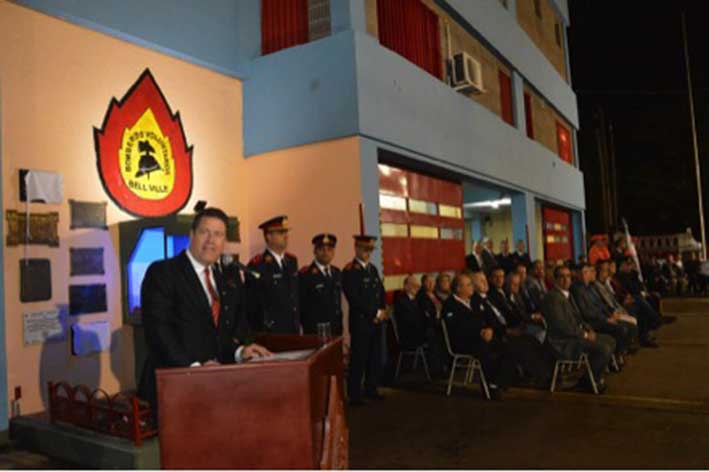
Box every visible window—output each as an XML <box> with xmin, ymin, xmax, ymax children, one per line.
<box><xmin>261</xmin><ymin>0</ymin><xmax>309</xmax><ymax>55</ymax></box>
<box><xmin>440</xmin><ymin>228</ymin><xmax>464</xmax><ymax>240</ymax></box>
<box><xmin>377</xmin><ymin>0</ymin><xmax>442</xmax><ymax>78</ymax></box>
<box><xmin>439</xmin><ymin>204</ymin><xmax>462</xmax><ymax>219</ymax></box>
<box><xmin>409</xmin><ymin>198</ymin><xmax>438</xmax><ymax>215</ymax></box>
<box><xmin>533</xmin><ymin>0</ymin><xmax>542</xmax><ymax>19</ymax></box>
<box><xmin>556</xmin><ymin>121</ymin><xmax>572</xmax><ymax>163</ymax></box>
<box><xmin>380</xmin><ymin>194</ymin><xmax>407</xmax><ymax>211</ymax></box>
<box><xmin>410</xmin><ymin>225</ymin><xmax>439</xmax><ymax>239</ymax></box>
<box><xmin>523</xmin><ymin>92</ymin><xmax>534</xmax><ymax>139</ymax></box>
<box><xmin>308</xmin><ymin>0</ymin><xmax>331</xmax><ymax>42</ymax></box>
<box><xmin>381</xmin><ymin>223</ymin><xmax>408</xmax><ymax>237</ymax></box>
<box><xmin>554</xmin><ymin>22</ymin><xmax>562</xmax><ymax>47</ymax></box>
<box><xmin>498</xmin><ymin>70</ymin><xmax>514</xmax><ymax>126</ymax></box>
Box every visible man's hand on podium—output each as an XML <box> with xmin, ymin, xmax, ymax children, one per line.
<box><xmin>242</xmin><ymin>343</ymin><xmax>272</xmax><ymax>361</ymax></box>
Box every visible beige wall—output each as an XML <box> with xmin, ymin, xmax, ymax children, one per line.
<box><xmin>482</xmin><ymin>209</ymin><xmax>514</xmax><ymax>253</ymax></box>
<box><xmin>516</xmin><ymin>0</ymin><xmax>568</xmax><ymax>81</ymax></box>
<box><xmin>0</xmin><ymin>1</ymin><xmax>251</xmax><ymax>414</ymax></box>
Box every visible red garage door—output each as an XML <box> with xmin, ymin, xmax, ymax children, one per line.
<box><xmin>543</xmin><ymin>207</ymin><xmax>573</xmax><ymax>264</ymax></box>
<box><xmin>379</xmin><ymin>164</ymin><xmax>465</xmax><ymax>302</ymax></box>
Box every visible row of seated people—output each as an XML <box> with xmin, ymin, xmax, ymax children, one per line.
<box><xmin>393</xmin><ymin>256</ymin><xmax>674</xmax><ymax>400</ymax></box>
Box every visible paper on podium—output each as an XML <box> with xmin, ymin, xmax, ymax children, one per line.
<box><xmin>248</xmin><ymin>348</ymin><xmax>316</xmax><ymax>363</ymax></box>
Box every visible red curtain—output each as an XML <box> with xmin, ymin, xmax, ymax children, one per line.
<box><xmin>261</xmin><ymin>0</ymin><xmax>309</xmax><ymax>55</ymax></box>
<box><xmin>377</xmin><ymin>0</ymin><xmax>442</xmax><ymax>78</ymax></box>
<box><xmin>499</xmin><ymin>70</ymin><xmax>514</xmax><ymax>125</ymax></box>
<box><xmin>556</xmin><ymin>121</ymin><xmax>572</xmax><ymax>163</ymax></box>
<box><xmin>524</xmin><ymin>92</ymin><xmax>534</xmax><ymax>138</ymax></box>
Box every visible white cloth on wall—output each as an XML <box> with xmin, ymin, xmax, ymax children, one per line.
<box><xmin>25</xmin><ymin>170</ymin><xmax>63</xmax><ymax>203</ymax></box>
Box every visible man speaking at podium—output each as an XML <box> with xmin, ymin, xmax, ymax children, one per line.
<box><xmin>138</xmin><ymin>207</ymin><xmax>271</xmax><ymax>411</ymax></box>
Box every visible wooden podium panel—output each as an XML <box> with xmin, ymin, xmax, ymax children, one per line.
<box><xmin>156</xmin><ymin>335</ymin><xmax>347</xmax><ymax>469</ymax></box>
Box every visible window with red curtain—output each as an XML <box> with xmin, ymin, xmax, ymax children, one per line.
<box><xmin>261</xmin><ymin>0</ymin><xmax>309</xmax><ymax>55</ymax></box>
<box><xmin>524</xmin><ymin>92</ymin><xmax>534</xmax><ymax>138</ymax></box>
<box><xmin>556</xmin><ymin>121</ymin><xmax>572</xmax><ymax>163</ymax></box>
<box><xmin>499</xmin><ymin>70</ymin><xmax>514</xmax><ymax>126</ymax></box>
<box><xmin>377</xmin><ymin>0</ymin><xmax>442</xmax><ymax>78</ymax></box>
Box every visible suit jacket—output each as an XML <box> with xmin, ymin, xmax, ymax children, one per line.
<box><xmin>442</xmin><ymin>295</ymin><xmax>485</xmax><ymax>355</ymax></box>
<box><xmin>465</xmin><ymin>253</ymin><xmax>483</xmax><ymax>272</ymax></box>
<box><xmin>472</xmin><ymin>292</ymin><xmax>510</xmax><ymax>342</ymax></box>
<box><xmin>487</xmin><ymin>288</ymin><xmax>525</xmax><ymax>328</ymax></box>
<box><xmin>245</xmin><ymin>250</ymin><xmax>300</xmax><ymax>333</ymax></box>
<box><xmin>298</xmin><ymin>262</ymin><xmax>343</xmax><ymax>335</ymax></box>
<box><xmin>541</xmin><ymin>287</ymin><xmax>591</xmax><ymax>360</ymax></box>
<box><xmin>416</xmin><ymin>290</ymin><xmax>441</xmax><ymax>320</ymax></box>
<box><xmin>496</xmin><ymin>253</ymin><xmax>514</xmax><ymax>274</ymax></box>
<box><xmin>393</xmin><ymin>291</ymin><xmax>427</xmax><ymax>349</ymax></box>
<box><xmin>342</xmin><ymin>259</ymin><xmax>386</xmax><ymax>329</ymax></box>
<box><xmin>482</xmin><ymin>249</ymin><xmax>498</xmax><ymax>274</ymax></box>
<box><xmin>519</xmin><ymin>281</ymin><xmax>539</xmax><ymax>313</ymax></box>
<box><xmin>570</xmin><ymin>281</ymin><xmax>610</xmax><ymax>330</ymax></box>
<box><xmin>511</xmin><ymin>251</ymin><xmax>531</xmax><ymax>270</ymax></box>
<box><xmin>138</xmin><ymin>250</ymin><xmax>247</xmax><ymax>408</ymax></box>
<box><xmin>525</xmin><ymin>276</ymin><xmax>548</xmax><ymax>311</ymax></box>
<box><xmin>593</xmin><ymin>281</ymin><xmax>624</xmax><ymax>313</ymax></box>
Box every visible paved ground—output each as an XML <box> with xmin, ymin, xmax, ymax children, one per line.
<box><xmin>349</xmin><ymin>306</ymin><xmax>709</xmax><ymax>469</ymax></box>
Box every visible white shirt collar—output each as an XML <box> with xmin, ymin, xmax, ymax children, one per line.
<box><xmin>355</xmin><ymin>258</ymin><xmax>369</xmax><ymax>268</ymax></box>
<box><xmin>186</xmin><ymin>248</ymin><xmax>209</xmax><ymax>275</ymax></box>
<box><xmin>479</xmin><ymin>292</ymin><xmax>488</xmax><ymax>299</ymax></box>
<box><xmin>267</xmin><ymin>248</ymin><xmax>285</xmax><ymax>266</ymax></box>
<box><xmin>314</xmin><ymin>259</ymin><xmax>330</xmax><ymax>275</ymax></box>
<box><xmin>560</xmin><ymin>288</ymin><xmax>570</xmax><ymax>299</ymax></box>
<box><xmin>453</xmin><ymin>294</ymin><xmax>471</xmax><ymax>309</ymax></box>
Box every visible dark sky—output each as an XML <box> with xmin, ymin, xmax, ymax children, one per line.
<box><xmin>569</xmin><ymin>0</ymin><xmax>709</xmax><ymax>237</ymax></box>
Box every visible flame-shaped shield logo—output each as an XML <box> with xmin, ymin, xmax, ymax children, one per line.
<box><xmin>94</xmin><ymin>69</ymin><xmax>193</xmax><ymax>217</ymax></box>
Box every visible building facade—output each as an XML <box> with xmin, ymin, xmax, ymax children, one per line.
<box><xmin>0</xmin><ymin>0</ymin><xmax>583</xmax><ymax>432</ymax></box>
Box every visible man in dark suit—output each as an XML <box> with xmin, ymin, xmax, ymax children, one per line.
<box><xmin>246</xmin><ymin>216</ymin><xmax>300</xmax><ymax>333</ymax></box>
<box><xmin>393</xmin><ymin>275</ymin><xmax>428</xmax><ymax>349</ymax></box>
<box><xmin>525</xmin><ymin>260</ymin><xmax>548</xmax><ymax>310</ymax></box>
<box><xmin>542</xmin><ymin>266</ymin><xmax>615</xmax><ymax>393</ymax></box>
<box><xmin>510</xmin><ymin>239</ymin><xmax>531</xmax><ymax>270</ymax></box>
<box><xmin>343</xmin><ymin>234</ymin><xmax>387</xmax><ymax>406</ymax></box>
<box><xmin>298</xmin><ymin>233</ymin><xmax>343</xmax><ymax>335</ymax></box>
<box><xmin>465</xmin><ymin>241</ymin><xmax>485</xmax><ymax>273</ymax></box>
<box><xmin>139</xmin><ymin>207</ymin><xmax>271</xmax><ymax>412</ymax></box>
<box><xmin>496</xmin><ymin>239</ymin><xmax>514</xmax><ymax>274</ymax></box>
<box><xmin>481</xmin><ymin>238</ymin><xmax>499</xmax><ymax>275</ymax></box>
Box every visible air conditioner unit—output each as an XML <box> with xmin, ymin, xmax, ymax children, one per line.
<box><xmin>451</xmin><ymin>52</ymin><xmax>484</xmax><ymax>94</ymax></box>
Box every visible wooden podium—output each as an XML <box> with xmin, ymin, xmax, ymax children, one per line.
<box><xmin>155</xmin><ymin>335</ymin><xmax>348</xmax><ymax>469</ymax></box>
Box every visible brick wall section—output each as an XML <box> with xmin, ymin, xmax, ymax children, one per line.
<box><xmin>516</xmin><ymin>0</ymin><xmax>568</xmax><ymax>81</ymax></box>
<box><xmin>524</xmin><ymin>84</ymin><xmax>573</xmax><ymax>161</ymax></box>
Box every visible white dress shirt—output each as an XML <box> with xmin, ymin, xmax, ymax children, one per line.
<box><xmin>267</xmin><ymin>248</ymin><xmax>285</xmax><ymax>269</ymax></box>
<box><xmin>314</xmin><ymin>260</ymin><xmax>331</xmax><ymax>277</ymax></box>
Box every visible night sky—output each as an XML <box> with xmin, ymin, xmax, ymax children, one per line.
<box><xmin>569</xmin><ymin>1</ymin><xmax>709</xmax><ymax>238</ymax></box>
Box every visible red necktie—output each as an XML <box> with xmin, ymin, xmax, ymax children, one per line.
<box><xmin>204</xmin><ymin>268</ymin><xmax>220</xmax><ymax>327</ymax></box>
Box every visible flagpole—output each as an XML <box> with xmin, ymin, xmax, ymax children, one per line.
<box><xmin>681</xmin><ymin>12</ymin><xmax>707</xmax><ymax>260</ymax></box>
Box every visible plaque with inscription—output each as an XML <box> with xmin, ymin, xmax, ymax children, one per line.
<box><xmin>69</xmin><ymin>284</ymin><xmax>107</xmax><ymax>315</ymax></box>
<box><xmin>23</xmin><ymin>309</ymin><xmax>66</xmax><ymax>345</ymax></box>
<box><xmin>69</xmin><ymin>200</ymin><xmax>107</xmax><ymax>230</ymax></box>
<box><xmin>70</xmin><ymin>247</ymin><xmax>105</xmax><ymax>276</ymax></box>
<box><xmin>6</xmin><ymin>211</ymin><xmax>59</xmax><ymax>247</ymax></box>
<box><xmin>71</xmin><ymin>321</ymin><xmax>110</xmax><ymax>356</ymax></box>
<box><xmin>20</xmin><ymin>259</ymin><xmax>52</xmax><ymax>302</ymax></box>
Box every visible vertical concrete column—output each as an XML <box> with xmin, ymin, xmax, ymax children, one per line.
<box><xmin>358</xmin><ymin>138</ymin><xmax>382</xmax><ymax>271</ymax></box>
<box><xmin>511</xmin><ymin>191</ymin><xmax>538</xmax><ymax>259</ymax></box>
<box><xmin>511</xmin><ymin>70</ymin><xmax>527</xmax><ymax>135</ymax></box>
<box><xmin>471</xmin><ymin>214</ymin><xmax>483</xmax><ymax>243</ymax></box>
<box><xmin>330</xmin><ymin>0</ymin><xmax>368</xmax><ymax>34</ymax></box>
<box><xmin>572</xmin><ymin>210</ymin><xmax>586</xmax><ymax>262</ymax></box>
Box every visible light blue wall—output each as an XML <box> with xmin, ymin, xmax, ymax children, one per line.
<box><xmin>0</xmin><ymin>81</ymin><xmax>8</xmax><ymax>433</ymax></box>
<box><xmin>572</xmin><ymin>210</ymin><xmax>586</xmax><ymax>261</ymax></box>
<box><xmin>243</xmin><ymin>31</ymin><xmax>359</xmax><ymax>157</ymax></box>
<box><xmin>354</xmin><ymin>32</ymin><xmax>585</xmax><ymax>210</ymax></box>
<box><xmin>511</xmin><ymin>192</ymin><xmax>538</xmax><ymax>258</ymax></box>
<box><xmin>440</xmin><ymin>0</ymin><xmax>578</xmax><ymax>127</ymax></box>
<box><xmin>14</xmin><ymin>0</ymin><xmax>259</xmax><ymax>77</ymax></box>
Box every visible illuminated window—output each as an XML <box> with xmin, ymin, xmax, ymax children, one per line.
<box><xmin>440</xmin><ymin>228</ymin><xmax>463</xmax><ymax>240</ymax></box>
<box><xmin>439</xmin><ymin>204</ymin><xmax>462</xmax><ymax>219</ymax></box>
<box><xmin>409</xmin><ymin>198</ymin><xmax>437</xmax><ymax>215</ymax></box>
<box><xmin>410</xmin><ymin>225</ymin><xmax>439</xmax><ymax>239</ymax></box>
<box><xmin>379</xmin><ymin>194</ymin><xmax>407</xmax><ymax>211</ymax></box>
<box><xmin>381</xmin><ymin>223</ymin><xmax>408</xmax><ymax>237</ymax></box>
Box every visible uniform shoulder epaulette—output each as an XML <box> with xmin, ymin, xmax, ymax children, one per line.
<box><xmin>285</xmin><ymin>252</ymin><xmax>298</xmax><ymax>261</ymax></box>
<box><xmin>298</xmin><ymin>265</ymin><xmax>310</xmax><ymax>274</ymax></box>
<box><xmin>248</xmin><ymin>254</ymin><xmax>263</xmax><ymax>266</ymax></box>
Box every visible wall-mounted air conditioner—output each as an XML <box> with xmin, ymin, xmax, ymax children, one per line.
<box><xmin>451</xmin><ymin>52</ymin><xmax>484</xmax><ymax>94</ymax></box>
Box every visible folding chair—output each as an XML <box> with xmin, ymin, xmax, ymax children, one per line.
<box><xmin>390</xmin><ymin>312</ymin><xmax>431</xmax><ymax>381</ymax></box>
<box><xmin>441</xmin><ymin>319</ymin><xmax>490</xmax><ymax>399</ymax></box>
<box><xmin>549</xmin><ymin>352</ymin><xmax>599</xmax><ymax>394</ymax></box>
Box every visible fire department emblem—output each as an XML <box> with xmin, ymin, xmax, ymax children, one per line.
<box><xmin>94</xmin><ymin>69</ymin><xmax>193</xmax><ymax>217</ymax></box>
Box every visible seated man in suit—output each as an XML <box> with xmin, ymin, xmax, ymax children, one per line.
<box><xmin>139</xmin><ymin>207</ymin><xmax>271</xmax><ymax>413</ymax></box>
<box><xmin>570</xmin><ymin>263</ymin><xmax>635</xmax><ymax>365</ymax></box>
<box><xmin>542</xmin><ymin>266</ymin><xmax>616</xmax><ymax>393</ymax></box>
<box><xmin>506</xmin><ymin>271</ymin><xmax>547</xmax><ymax>345</ymax></box>
<box><xmin>442</xmin><ymin>273</ymin><xmax>513</xmax><ymax>399</ymax></box>
<box><xmin>472</xmin><ymin>271</ymin><xmax>550</xmax><ymax>389</ymax></box>
<box><xmin>434</xmin><ymin>273</ymin><xmax>452</xmax><ymax>303</ymax></box>
<box><xmin>613</xmin><ymin>258</ymin><xmax>663</xmax><ymax>347</ymax></box>
<box><xmin>525</xmin><ymin>260</ymin><xmax>548</xmax><ymax>310</ymax></box>
<box><xmin>393</xmin><ymin>275</ymin><xmax>428</xmax><ymax>349</ymax></box>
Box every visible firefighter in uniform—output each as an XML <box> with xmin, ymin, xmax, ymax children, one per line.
<box><xmin>342</xmin><ymin>234</ymin><xmax>387</xmax><ymax>406</ymax></box>
<box><xmin>298</xmin><ymin>233</ymin><xmax>343</xmax><ymax>335</ymax></box>
<box><xmin>245</xmin><ymin>216</ymin><xmax>300</xmax><ymax>333</ymax></box>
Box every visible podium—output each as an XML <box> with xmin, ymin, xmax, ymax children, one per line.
<box><xmin>155</xmin><ymin>335</ymin><xmax>348</xmax><ymax>469</ymax></box>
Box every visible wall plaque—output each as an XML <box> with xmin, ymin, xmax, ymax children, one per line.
<box><xmin>69</xmin><ymin>284</ymin><xmax>107</xmax><ymax>315</ymax></box>
<box><xmin>23</xmin><ymin>309</ymin><xmax>66</xmax><ymax>345</ymax></box>
<box><xmin>71</xmin><ymin>321</ymin><xmax>110</xmax><ymax>356</ymax></box>
<box><xmin>69</xmin><ymin>200</ymin><xmax>107</xmax><ymax>230</ymax></box>
<box><xmin>20</xmin><ymin>259</ymin><xmax>52</xmax><ymax>302</ymax></box>
<box><xmin>70</xmin><ymin>247</ymin><xmax>105</xmax><ymax>276</ymax></box>
<box><xmin>6</xmin><ymin>211</ymin><xmax>59</xmax><ymax>247</ymax></box>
